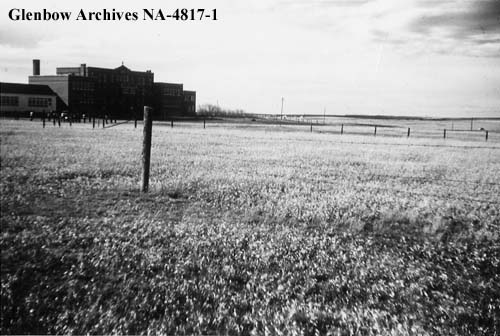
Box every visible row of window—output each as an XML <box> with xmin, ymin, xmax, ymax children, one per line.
<box><xmin>1</xmin><ymin>96</ymin><xmax>19</xmax><ymax>106</ymax></box>
<box><xmin>162</xmin><ymin>88</ymin><xmax>182</xmax><ymax>96</ymax></box>
<box><xmin>29</xmin><ymin>97</ymin><xmax>52</xmax><ymax>107</ymax></box>
<box><xmin>1</xmin><ymin>96</ymin><xmax>52</xmax><ymax>107</ymax></box>
<box><xmin>91</xmin><ymin>73</ymin><xmax>152</xmax><ymax>86</ymax></box>
<box><xmin>72</xmin><ymin>81</ymin><xmax>94</xmax><ymax>91</ymax></box>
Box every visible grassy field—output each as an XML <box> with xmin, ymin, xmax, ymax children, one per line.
<box><xmin>1</xmin><ymin>119</ymin><xmax>499</xmax><ymax>335</ymax></box>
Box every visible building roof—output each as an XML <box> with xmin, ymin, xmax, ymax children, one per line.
<box><xmin>155</xmin><ymin>82</ymin><xmax>183</xmax><ymax>88</ymax></box>
<box><xmin>87</xmin><ymin>65</ymin><xmax>153</xmax><ymax>75</ymax></box>
<box><xmin>0</xmin><ymin>82</ymin><xmax>56</xmax><ymax>96</ymax></box>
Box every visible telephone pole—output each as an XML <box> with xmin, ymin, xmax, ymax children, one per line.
<box><xmin>280</xmin><ymin>97</ymin><xmax>284</xmax><ymax>120</ymax></box>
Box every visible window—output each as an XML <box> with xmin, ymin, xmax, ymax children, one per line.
<box><xmin>28</xmin><ymin>97</ymin><xmax>51</xmax><ymax>107</ymax></box>
<box><xmin>0</xmin><ymin>96</ymin><xmax>19</xmax><ymax>106</ymax></box>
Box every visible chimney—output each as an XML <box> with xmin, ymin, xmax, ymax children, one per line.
<box><xmin>32</xmin><ymin>59</ymin><xmax>40</xmax><ymax>76</ymax></box>
<box><xmin>80</xmin><ymin>63</ymin><xmax>87</xmax><ymax>76</ymax></box>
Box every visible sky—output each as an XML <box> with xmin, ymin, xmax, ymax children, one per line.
<box><xmin>1</xmin><ymin>0</ymin><xmax>499</xmax><ymax>117</ymax></box>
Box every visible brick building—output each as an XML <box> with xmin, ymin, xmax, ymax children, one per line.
<box><xmin>55</xmin><ymin>64</ymin><xmax>154</xmax><ymax>119</ymax></box>
<box><xmin>19</xmin><ymin>59</ymin><xmax>195</xmax><ymax>120</ymax></box>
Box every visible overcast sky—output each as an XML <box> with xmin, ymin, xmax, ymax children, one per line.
<box><xmin>1</xmin><ymin>0</ymin><xmax>499</xmax><ymax>117</ymax></box>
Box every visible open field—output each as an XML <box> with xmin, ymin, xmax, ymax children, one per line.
<box><xmin>1</xmin><ymin>119</ymin><xmax>499</xmax><ymax>335</ymax></box>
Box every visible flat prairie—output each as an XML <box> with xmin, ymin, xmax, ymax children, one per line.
<box><xmin>1</xmin><ymin>119</ymin><xmax>499</xmax><ymax>335</ymax></box>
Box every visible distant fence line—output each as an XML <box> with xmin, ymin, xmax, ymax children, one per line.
<box><xmin>5</xmin><ymin>114</ymin><xmax>498</xmax><ymax>143</ymax></box>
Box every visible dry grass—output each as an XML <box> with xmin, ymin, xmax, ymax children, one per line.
<box><xmin>1</xmin><ymin>119</ymin><xmax>499</xmax><ymax>335</ymax></box>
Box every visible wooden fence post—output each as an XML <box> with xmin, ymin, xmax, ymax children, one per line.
<box><xmin>42</xmin><ymin>115</ymin><xmax>46</xmax><ymax>128</ymax></box>
<box><xmin>341</xmin><ymin>124</ymin><xmax>344</xmax><ymax>135</ymax></box>
<box><xmin>374</xmin><ymin>126</ymin><xmax>377</xmax><ymax>136</ymax></box>
<box><xmin>204</xmin><ymin>119</ymin><xmax>206</xmax><ymax>129</ymax></box>
<box><xmin>310</xmin><ymin>122</ymin><xmax>313</xmax><ymax>132</ymax></box>
<box><xmin>407</xmin><ymin>128</ymin><xmax>410</xmax><ymax>137</ymax></box>
<box><xmin>93</xmin><ymin>116</ymin><xmax>95</xmax><ymax>129</ymax></box>
<box><xmin>102</xmin><ymin>118</ymin><xmax>105</xmax><ymax>128</ymax></box>
<box><xmin>486</xmin><ymin>131</ymin><xmax>488</xmax><ymax>141</ymax></box>
<box><xmin>134</xmin><ymin>117</ymin><xmax>137</xmax><ymax>129</ymax></box>
<box><xmin>443</xmin><ymin>129</ymin><xmax>446</xmax><ymax>139</ymax></box>
<box><xmin>142</xmin><ymin>106</ymin><xmax>153</xmax><ymax>193</ymax></box>
<box><xmin>171</xmin><ymin>120</ymin><xmax>173</xmax><ymax>128</ymax></box>
<box><xmin>58</xmin><ymin>116</ymin><xmax>61</xmax><ymax>127</ymax></box>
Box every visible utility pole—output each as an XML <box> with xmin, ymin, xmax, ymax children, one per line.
<box><xmin>281</xmin><ymin>97</ymin><xmax>284</xmax><ymax>120</ymax></box>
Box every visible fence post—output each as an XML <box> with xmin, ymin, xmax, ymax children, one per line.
<box><xmin>310</xmin><ymin>122</ymin><xmax>313</xmax><ymax>133</ymax></box>
<box><xmin>69</xmin><ymin>117</ymin><xmax>72</xmax><ymax>127</ymax></box>
<box><xmin>42</xmin><ymin>115</ymin><xmax>46</xmax><ymax>128</ymax></box>
<box><xmin>58</xmin><ymin>116</ymin><xmax>61</xmax><ymax>127</ymax></box>
<box><xmin>374</xmin><ymin>126</ymin><xmax>377</xmax><ymax>136</ymax></box>
<box><xmin>443</xmin><ymin>129</ymin><xmax>446</xmax><ymax>139</ymax></box>
<box><xmin>486</xmin><ymin>131</ymin><xmax>488</xmax><ymax>141</ymax></box>
<box><xmin>102</xmin><ymin>118</ymin><xmax>105</xmax><ymax>128</ymax></box>
<box><xmin>142</xmin><ymin>106</ymin><xmax>153</xmax><ymax>193</ymax></box>
<box><xmin>204</xmin><ymin>119</ymin><xmax>206</xmax><ymax>129</ymax></box>
<box><xmin>407</xmin><ymin>128</ymin><xmax>410</xmax><ymax>137</ymax></box>
<box><xmin>134</xmin><ymin>117</ymin><xmax>137</xmax><ymax>129</ymax></box>
<box><xmin>341</xmin><ymin>124</ymin><xmax>344</xmax><ymax>135</ymax></box>
<box><xmin>93</xmin><ymin>116</ymin><xmax>95</xmax><ymax>129</ymax></box>
<box><xmin>53</xmin><ymin>116</ymin><xmax>56</xmax><ymax>126</ymax></box>
<box><xmin>171</xmin><ymin>120</ymin><xmax>173</xmax><ymax>128</ymax></box>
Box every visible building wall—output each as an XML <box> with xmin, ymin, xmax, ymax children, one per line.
<box><xmin>183</xmin><ymin>90</ymin><xmax>196</xmax><ymax>116</ymax></box>
<box><xmin>86</xmin><ymin>66</ymin><xmax>154</xmax><ymax>119</ymax></box>
<box><xmin>56</xmin><ymin>67</ymin><xmax>81</xmax><ymax>76</ymax></box>
<box><xmin>154</xmin><ymin>82</ymin><xmax>184</xmax><ymax>120</ymax></box>
<box><xmin>29</xmin><ymin>75</ymin><xmax>96</xmax><ymax>116</ymax></box>
<box><xmin>0</xmin><ymin>92</ymin><xmax>56</xmax><ymax>116</ymax></box>
<box><xmin>68</xmin><ymin>76</ymin><xmax>96</xmax><ymax>116</ymax></box>
<box><xmin>29</xmin><ymin>75</ymin><xmax>70</xmax><ymax>107</ymax></box>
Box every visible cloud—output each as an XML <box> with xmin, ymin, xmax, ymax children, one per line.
<box><xmin>410</xmin><ymin>1</ymin><xmax>500</xmax><ymax>34</ymax></box>
<box><xmin>286</xmin><ymin>0</ymin><xmax>374</xmax><ymax>7</ymax></box>
<box><xmin>408</xmin><ymin>0</ymin><xmax>500</xmax><ymax>50</ymax></box>
<box><xmin>0</xmin><ymin>28</ymin><xmax>43</xmax><ymax>49</ymax></box>
<box><xmin>276</xmin><ymin>0</ymin><xmax>373</xmax><ymax>7</ymax></box>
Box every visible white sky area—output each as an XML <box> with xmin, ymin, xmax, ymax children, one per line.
<box><xmin>1</xmin><ymin>0</ymin><xmax>499</xmax><ymax>117</ymax></box>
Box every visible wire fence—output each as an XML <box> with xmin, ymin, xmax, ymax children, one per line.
<box><xmin>14</xmin><ymin>114</ymin><xmax>500</xmax><ymax>141</ymax></box>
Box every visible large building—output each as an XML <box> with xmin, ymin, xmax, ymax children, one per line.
<box><xmin>29</xmin><ymin>61</ymin><xmax>153</xmax><ymax>119</ymax></box>
<box><xmin>0</xmin><ymin>82</ymin><xmax>57</xmax><ymax>118</ymax></box>
<box><xmin>26</xmin><ymin>59</ymin><xmax>195</xmax><ymax>120</ymax></box>
<box><xmin>55</xmin><ymin>63</ymin><xmax>154</xmax><ymax>119</ymax></box>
